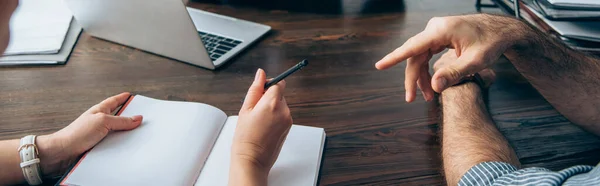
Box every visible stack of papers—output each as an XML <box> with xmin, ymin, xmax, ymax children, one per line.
<box><xmin>519</xmin><ymin>0</ymin><xmax>600</xmax><ymax>52</ymax></box>
<box><xmin>1</xmin><ymin>0</ymin><xmax>82</xmax><ymax>66</ymax></box>
<box><xmin>535</xmin><ymin>0</ymin><xmax>600</xmax><ymax>20</ymax></box>
<box><xmin>546</xmin><ymin>0</ymin><xmax>600</xmax><ymax>9</ymax></box>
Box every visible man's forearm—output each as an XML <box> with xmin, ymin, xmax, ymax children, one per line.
<box><xmin>441</xmin><ymin>83</ymin><xmax>520</xmax><ymax>185</ymax></box>
<box><xmin>504</xmin><ymin>22</ymin><xmax>600</xmax><ymax>135</ymax></box>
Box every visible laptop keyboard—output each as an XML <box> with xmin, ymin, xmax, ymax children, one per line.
<box><xmin>198</xmin><ymin>31</ymin><xmax>242</xmax><ymax>61</ymax></box>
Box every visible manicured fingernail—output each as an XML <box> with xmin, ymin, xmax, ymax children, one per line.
<box><xmin>131</xmin><ymin>115</ymin><xmax>142</xmax><ymax>122</ymax></box>
<box><xmin>254</xmin><ymin>69</ymin><xmax>262</xmax><ymax>81</ymax></box>
<box><xmin>436</xmin><ymin>78</ymin><xmax>447</xmax><ymax>91</ymax></box>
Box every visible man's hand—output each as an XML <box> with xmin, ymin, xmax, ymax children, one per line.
<box><xmin>375</xmin><ymin>14</ymin><xmax>528</xmax><ymax>102</ymax></box>
<box><xmin>38</xmin><ymin>93</ymin><xmax>143</xmax><ymax>176</ymax></box>
<box><xmin>434</xmin><ymin>49</ymin><xmax>496</xmax><ymax>89</ymax></box>
<box><xmin>230</xmin><ymin>69</ymin><xmax>293</xmax><ymax>186</ymax></box>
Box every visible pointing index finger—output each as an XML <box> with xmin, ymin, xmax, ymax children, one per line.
<box><xmin>375</xmin><ymin>31</ymin><xmax>438</xmax><ymax>70</ymax></box>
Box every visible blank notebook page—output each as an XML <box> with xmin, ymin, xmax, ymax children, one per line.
<box><xmin>195</xmin><ymin>116</ymin><xmax>326</xmax><ymax>186</ymax></box>
<box><xmin>62</xmin><ymin>95</ymin><xmax>228</xmax><ymax>186</ymax></box>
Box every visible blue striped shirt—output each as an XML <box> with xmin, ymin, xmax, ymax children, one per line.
<box><xmin>458</xmin><ymin>162</ymin><xmax>600</xmax><ymax>186</ymax></box>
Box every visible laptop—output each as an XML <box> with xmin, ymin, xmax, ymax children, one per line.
<box><xmin>63</xmin><ymin>0</ymin><xmax>271</xmax><ymax>70</ymax></box>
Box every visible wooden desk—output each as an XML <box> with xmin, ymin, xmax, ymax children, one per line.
<box><xmin>1</xmin><ymin>0</ymin><xmax>599</xmax><ymax>185</ymax></box>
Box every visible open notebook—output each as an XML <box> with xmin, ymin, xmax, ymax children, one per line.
<box><xmin>57</xmin><ymin>95</ymin><xmax>326</xmax><ymax>186</ymax></box>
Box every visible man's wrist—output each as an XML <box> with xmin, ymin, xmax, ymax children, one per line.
<box><xmin>441</xmin><ymin>82</ymin><xmax>482</xmax><ymax>103</ymax></box>
<box><xmin>503</xmin><ymin>18</ymin><xmax>543</xmax><ymax>59</ymax></box>
<box><xmin>441</xmin><ymin>82</ymin><xmax>489</xmax><ymax>125</ymax></box>
<box><xmin>475</xmin><ymin>14</ymin><xmax>534</xmax><ymax>56</ymax></box>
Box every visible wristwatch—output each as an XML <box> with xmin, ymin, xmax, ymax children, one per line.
<box><xmin>18</xmin><ymin>135</ymin><xmax>43</xmax><ymax>185</ymax></box>
<box><xmin>453</xmin><ymin>73</ymin><xmax>485</xmax><ymax>88</ymax></box>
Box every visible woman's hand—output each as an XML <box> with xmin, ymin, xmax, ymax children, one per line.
<box><xmin>38</xmin><ymin>92</ymin><xmax>143</xmax><ymax>176</ymax></box>
<box><xmin>229</xmin><ymin>69</ymin><xmax>293</xmax><ymax>186</ymax></box>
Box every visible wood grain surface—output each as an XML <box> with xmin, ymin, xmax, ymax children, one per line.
<box><xmin>1</xmin><ymin>0</ymin><xmax>599</xmax><ymax>185</ymax></box>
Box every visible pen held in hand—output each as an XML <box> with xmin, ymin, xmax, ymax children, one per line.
<box><xmin>242</xmin><ymin>59</ymin><xmax>309</xmax><ymax>103</ymax></box>
<box><xmin>264</xmin><ymin>59</ymin><xmax>308</xmax><ymax>89</ymax></box>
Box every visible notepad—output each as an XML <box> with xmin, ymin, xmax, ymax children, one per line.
<box><xmin>57</xmin><ymin>95</ymin><xmax>326</xmax><ymax>186</ymax></box>
<box><xmin>0</xmin><ymin>19</ymin><xmax>82</xmax><ymax>66</ymax></box>
<box><xmin>4</xmin><ymin>0</ymin><xmax>73</xmax><ymax>56</ymax></box>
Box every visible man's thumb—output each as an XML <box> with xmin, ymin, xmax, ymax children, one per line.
<box><xmin>104</xmin><ymin>115</ymin><xmax>143</xmax><ymax>131</ymax></box>
<box><xmin>431</xmin><ymin>58</ymin><xmax>483</xmax><ymax>93</ymax></box>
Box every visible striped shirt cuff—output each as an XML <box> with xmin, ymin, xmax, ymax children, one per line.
<box><xmin>458</xmin><ymin>162</ymin><xmax>518</xmax><ymax>186</ymax></box>
<box><xmin>458</xmin><ymin>161</ymin><xmax>596</xmax><ymax>186</ymax></box>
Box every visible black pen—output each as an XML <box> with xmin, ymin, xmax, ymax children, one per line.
<box><xmin>264</xmin><ymin>59</ymin><xmax>308</xmax><ymax>89</ymax></box>
<box><xmin>242</xmin><ymin>59</ymin><xmax>308</xmax><ymax>103</ymax></box>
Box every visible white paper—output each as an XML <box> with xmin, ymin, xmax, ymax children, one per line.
<box><xmin>526</xmin><ymin>4</ymin><xmax>600</xmax><ymax>42</ymax></box>
<box><xmin>63</xmin><ymin>95</ymin><xmax>228</xmax><ymax>186</ymax></box>
<box><xmin>547</xmin><ymin>0</ymin><xmax>600</xmax><ymax>6</ymax></box>
<box><xmin>0</xmin><ymin>60</ymin><xmax>57</xmax><ymax>65</ymax></box>
<box><xmin>0</xmin><ymin>19</ymin><xmax>83</xmax><ymax>65</ymax></box>
<box><xmin>4</xmin><ymin>0</ymin><xmax>73</xmax><ymax>55</ymax></box>
<box><xmin>195</xmin><ymin>116</ymin><xmax>326</xmax><ymax>186</ymax></box>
